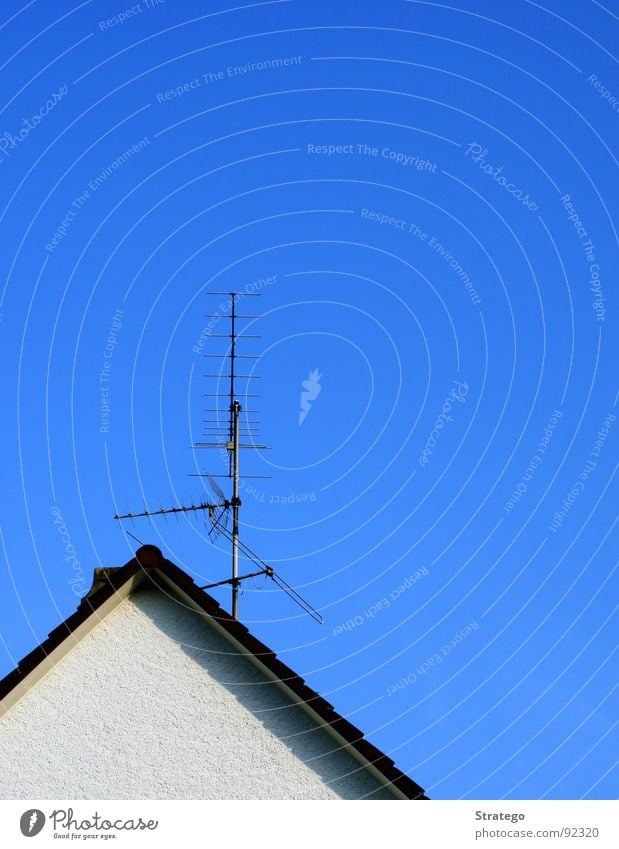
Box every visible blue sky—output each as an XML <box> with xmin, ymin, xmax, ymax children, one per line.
<box><xmin>0</xmin><ymin>0</ymin><xmax>617</xmax><ymax>800</ymax></box>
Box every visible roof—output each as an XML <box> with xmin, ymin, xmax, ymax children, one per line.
<box><xmin>0</xmin><ymin>545</ymin><xmax>428</xmax><ymax>800</ymax></box>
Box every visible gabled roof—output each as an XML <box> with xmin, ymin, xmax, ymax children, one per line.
<box><xmin>0</xmin><ymin>545</ymin><xmax>428</xmax><ymax>800</ymax></box>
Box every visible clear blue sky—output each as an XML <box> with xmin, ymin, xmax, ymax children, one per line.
<box><xmin>0</xmin><ymin>0</ymin><xmax>617</xmax><ymax>800</ymax></box>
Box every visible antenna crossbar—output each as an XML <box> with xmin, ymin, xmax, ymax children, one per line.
<box><xmin>197</xmin><ymin>473</ymin><xmax>272</xmax><ymax>479</ymax></box>
<box><xmin>206</xmin><ymin>291</ymin><xmax>261</xmax><ymax>296</ymax></box>
<box><xmin>193</xmin><ymin>443</ymin><xmax>269</xmax><ymax>449</ymax></box>
<box><xmin>199</xmin><ymin>567</ymin><xmax>273</xmax><ymax>591</ymax></box>
<box><xmin>114</xmin><ymin>499</ymin><xmax>228</xmax><ymax>522</ymax></box>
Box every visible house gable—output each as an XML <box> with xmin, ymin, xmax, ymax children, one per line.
<box><xmin>0</xmin><ymin>546</ymin><xmax>427</xmax><ymax>800</ymax></box>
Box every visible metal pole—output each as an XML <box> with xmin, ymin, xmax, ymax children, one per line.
<box><xmin>229</xmin><ymin>293</ymin><xmax>236</xmax><ymax>478</ymax></box>
<box><xmin>230</xmin><ymin>292</ymin><xmax>239</xmax><ymax>618</ymax></box>
<box><xmin>231</xmin><ymin>398</ymin><xmax>240</xmax><ymax>618</ymax></box>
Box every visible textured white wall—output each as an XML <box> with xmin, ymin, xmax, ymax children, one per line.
<box><xmin>0</xmin><ymin>586</ymin><xmax>394</xmax><ymax>800</ymax></box>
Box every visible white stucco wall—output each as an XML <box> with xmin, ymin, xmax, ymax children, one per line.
<box><xmin>0</xmin><ymin>586</ymin><xmax>394</xmax><ymax>800</ymax></box>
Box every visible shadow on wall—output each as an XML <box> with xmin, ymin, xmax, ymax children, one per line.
<box><xmin>133</xmin><ymin>584</ymin><xmax>394</xmax><ymax>800</ymax></box>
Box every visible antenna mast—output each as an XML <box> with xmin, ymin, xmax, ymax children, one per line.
<box><xmin>114</xmin><ymin>290</ymin><xmax>323</xmax><ymax>625</ymax></box>
<box><xmin>229</xmin><ymin>295</ymin><xmax>240</xmax><ymax>617</ymax></box>
<box><xmin>199</xmin><ymin>291</ymin><xmax>265</xmax><ymax>619</ymax></box>
<box><xmin>231</xmin><ymin>396</ymin><xmax>241</xmax><ymax>617</ymax></box>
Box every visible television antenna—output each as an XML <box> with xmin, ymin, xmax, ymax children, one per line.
<box><xmin>114</xmin><ymin>291</ymin><xmax>323</xmax><ymax>625</ymax></box>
